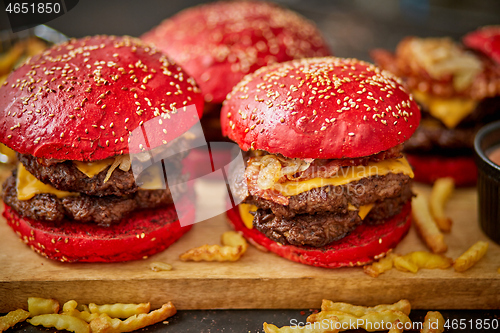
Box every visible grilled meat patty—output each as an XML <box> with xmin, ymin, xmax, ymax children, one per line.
<box><xmin>2</xmin><ymin>170</ymin><xmax>181</xmax><ymax>226</ymax></box>
<box><xmin>251</xmin><ymin>180</ymin><xmax>412</xmax><ymax>247</ymax></box>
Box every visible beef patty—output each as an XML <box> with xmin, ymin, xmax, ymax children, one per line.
<box><xmin>2</xmin><ymin>171</ymin><xmax>181</xmax><ymax>226</ymax></box>
<box><xmin>230</xmin><ymin>152</ymin><xmax>413</xmax><ymax>247</ymax></box>
<box><xmin>252</xmin><ymin>184</ymin><xmax>412</xmax><ymax>247</ymax></box>
<box><xmin>254</xmin><ymin>209</ymin><xmax>362</xmax><ymax>247</ymax></box>
<box><xmin>18</xmin><ymin>153</ymin><xmax>184</xmax><ymax>197</ymax></box>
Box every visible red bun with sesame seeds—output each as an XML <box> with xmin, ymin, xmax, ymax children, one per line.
<box><xmin>0</xmin><ymin>35</ymin><xmax>204</xmax><ymax>161</ymax></box>
<box><xmin>463</xmin><ymin>26</ymin><xmax>500</xmax><ymax>64</ymax></box>
<box><xmin>0</xmin><ymin>35</ymin><xmax>204</xmax><ymax>262</ymax></box>
<box><xmin>222</xmin><ymin>57</ymin><xmax>420</xmax><ymax>268</ymax></box>
<box><xmin>142</xmin><ymin>1</ymin><xmax>331</xmax><ymax>105</ymax></box>
<box><xmin>3</xmin><ymin>193</ymin><xmax>195</xmax><ymax>263</ymax></box>
<box><xmin>222</xmin><ymin>57</ymin><xmax>420</xmax><ymax>159</ymax></box>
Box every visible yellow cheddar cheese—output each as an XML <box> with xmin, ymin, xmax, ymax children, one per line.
<box><xmin>412</xmin><ymin>90</ymin><xmax>477</xmax><ymax>129</ymax></box>
<box><xmin>73</xmin><ymin>158</ymin><xmax>114</xmax><ymax>178</ymax></box>
<box><xmin>273</xmin><ymin>157</ymin><xmax>413</xmax><ymax>197</ymax></box>
<box><xmin>17</xmin><ymin>163</ymin><xmax>78</xmax><ymax>201</ymax></box>
<box><xmin>238</xmin><ymin>204</ymin><xmax>258</xmax><ymax>229</ymax></box>
<box><xmin>348</xmin><ymin>203</ymin><xmax>375</xmax><ymax>220</ymax></box>
<box><xmin>137</xmin><ymin>163</ymin><xmax>166</xmax><ymax>190</ymax></box>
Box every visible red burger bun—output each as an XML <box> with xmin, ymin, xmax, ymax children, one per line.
<box><xmin>463</xmin><ymin>26</ymin><xmax>500</xmax><ymax>64</ymax></box>
<box><xmin>2</xmin><ymin>193</ymin><xmax>194</xmax><ymax>262</ymax></box>
<box><xmin>221</xmin><ymin>57</ymin><xmax>420</xmax><ymax>159</ymax></box>
<box><xmin>227</xmin><ymin>202</ymin><xmax>412</xmax><ymax>268</ymax></box>
<box><xmin>0</xmin><ymin>35</ymin><xmax>204</xmax><ymax>161</ymax></box>
<box><xmin>0</xmin><ymin>35</ymin><xmax>204</xmax><ymax>262</ymax></box>
<box><xmin>222</xmin><ymin>57</ymin><xmax>420</xmax><ymax>268</ymax></box>
<box><xmin>406</xmin><ymin>153</ymin><xmax>477</xmax><ymax>187</ymax></box>
<box><xmin>141</xmin><ymin>1</ymin><xmax>331</xmax><ymax>104</ymax></box>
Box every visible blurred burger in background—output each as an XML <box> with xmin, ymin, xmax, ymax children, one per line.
<box><xmin>0</xmin><ymin>35</ymin><xmax>204</xmax><ymax>262</ymax></box>
<box><xmin>141</xmin><ymin>0</ymin><xmax>331</xmax><ymax>143</ymax></box>
<box><xmin>222</xmin><ymin>57</ymin><xmax>420</xmax><ymax>268</ymax></box>
<box><xmin>371</xmin><ymin>29</ymin><xmax>500</xmax><ymax>186</ymax></box>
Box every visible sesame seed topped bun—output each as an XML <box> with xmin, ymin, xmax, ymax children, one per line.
<box><xmin>0</xmin><ymin>35</ymin><xmax>204</xmax><ymax>262</ymax></box>
<box><xmin>463</xmin><ymin>26</ymin><xmax>500</xmax><ymax>64</ymax></box>
<box><xmin>141</xmin><ymin>0</ymin><xmax>331</xmax><ymax>104</ymax></box>
<box><xmin>0</xmin><ymin>35</ymin><xmax>204</xmax><ymax>161</ymax></box>
<box><xmin>221</xmin><ymin>57</ymin><xmax>420</xmax><ymax>159</ymax></box>
<box><xmin>223</xmin><ymin>57</ymin><xmax>420</xmax><ymax>268</ymax></box>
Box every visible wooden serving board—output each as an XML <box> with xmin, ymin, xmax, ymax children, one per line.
<box><xmin>0</xmin><ymin>164</ymin><xmax>499</xmax><ymax>312</ymax></box>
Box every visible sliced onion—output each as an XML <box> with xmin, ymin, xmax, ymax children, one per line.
<box><xmin>118</xmin><ymin>155</ymin><xmax>131</xmax><ymax>172</ymax></box>
<box><xmin>103</xmin><ymin>155</ymin><xmax>130</xmax><ymax>183</ymax></box>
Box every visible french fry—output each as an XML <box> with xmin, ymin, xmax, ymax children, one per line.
<box><xmin>180</xmin><ymin>231</ymin><xmax>249</xmax><ymax>262</ymax></box>
<box><xmin>420</xmin><ymin>311</ymin><xmax>444</xmax><ymax>333</ymax></box>
<box><xmin>180</xmin><ymin>244</ymin><xmax>246</xmax><ymax>262</ymax></box>
<box><xmin>62</xmin><ymin>300</ymin><xmax>99</xmax><ymax>323</ymax></box>
<box><xmin>221</xmin><ymin>231</ymin><xmax>248</xmax><ymax>251</ymax></box>
<box><xmin>89</xmin><ymin>302</ymin><xmax>176</xmax><ymax>333</ymax></box>
<box><xmin>321</xmin><ymin>299</ymin><xmax>411</xmax><ymax>316</ymax></box>
<box><xmin>0</xmin><ymin>42</ymin><xmax>25</xmax><ymax>76</ymax></box>
<box><xmin>88</xmin><ymin>302</ymin><xmax>150</xmax><ymax>319</ymax></box>
<box><xmin>388</xmin><ymin>320</ymin><xmax>404</xmax><ymax>333</ymax></box>
<box><xmin>393</xmin><ymin>251</ymin><xmax>453</xmax><ymax>273</ymax></box>
<box><xmin>28</xmin><ymin>314</ymin><xmax>89</xmax><ymax>333</ymax></box>
<box><xmin>453</xmin><ymin>241</ymin><xmax>489</xmax><ymax>272</ymax></box>
<box><xmin>429</xmin><ymin>178</ymin><xmax>454</xmax><ymax>232</ymax></box>
<box><xmin>0</xmin><ymin>309</ymin><xmax>30</xmax><ymax>332</ymax></box>
<box><xmin>149</xmin><ymin>262</ymin><xmax>173</xmax><ymax>272</ymax></box>
<box><xmin>307</xmin><ymin>310</ymin><xmax>411</xmax><ymax>332</ymax></box>
<box><xmin>393</xmin><ymin>256</ymin><xmax>419</xmax><ymax>273</ymax></box>
<box><xmin>263</xmin><ymin>318</ymin><xmax>340</xmax><ymax>333</ymax></box>
<box><xmin>28</xmin><ymin>297</ymin><xmax>60</xmax><ymax>316</ymax></box>
<box><xmin>363</xmin><ymin>253</ymin><xmax>396</xmax><ymax>278</ymax></box>
<box><xmin>411</xmin><ymin>195</ymin><xmax>447</xmax><ymax>253</ymax></box>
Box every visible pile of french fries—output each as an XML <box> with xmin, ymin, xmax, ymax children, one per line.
<box><xmin>263</xmin><ymin>299</ymin><xmax>445</xmax><ymax>333</ymax></box>
<box><xmin>0</xmin><ymin>297</ymin><xmax>176</xmax><ymax>333</ymax></box>
<box><xmin>364</xmin><ymin>177</ymin><xmax>490</xmax><ymax>277</ymax></box>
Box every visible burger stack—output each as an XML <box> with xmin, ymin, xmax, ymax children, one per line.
<box><xmin>0</xmin><ymin>35</ymin><xmax>204</xmax><ymax>262</ymax></box>
<box><xmin>371</xmin><ymin>28</ymin><xmax>500</xmax><ymax>186</ymax></box>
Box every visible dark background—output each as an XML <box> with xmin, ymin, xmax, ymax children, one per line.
<box><xmin>1</xmin><ymin>0</ymin><xmax>500</xmax><ymax>332</ymax></box>
<box><xmin>2</xmin><ymin>0</ymin><xmax>500</xmax><ymax>60</ymax></box>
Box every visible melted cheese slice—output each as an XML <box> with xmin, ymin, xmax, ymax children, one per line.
<box><xmin>137</xmin><ymin>164</ymin><xmax>166</xmax><ymax>190</ymax></box>
<box><xmin>239</xmin><ymin>203</ymin><xmax>375</xmax><ymax>230</ymax></box>
<box><xmin>239</xmin><ymin>204</ymin><xmax>258</xmax><ymax>229</ymax></box>
<box><xmin>73</xmin><ymin>158</ymin><xmax>114</xmax><ymax>178</ymax></box>
<box><xmin>348</xmin><ymin>203</ymin><xmax>375</xmax><ymax>220</ymax></box>
<box><xmin>17</xmin><ymin>164</ymin><xmax>78</xmax><ymax>201</ymax></box>
<box><xmin>412</xmin><ymin>90</ymin><xmax>477</xmax><ymax>129</ymax></box>
<box><xmin>273</xmin><ymin>157</ymin><xmax>414</xmax><ymax>197</ymax></box>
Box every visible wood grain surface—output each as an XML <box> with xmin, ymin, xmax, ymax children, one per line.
<box><xmin>0</xmin><ymin>164</ymin><xmax>499</xmax><ymax>312</ymax></box>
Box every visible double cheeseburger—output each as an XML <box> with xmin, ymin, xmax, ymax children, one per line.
<box><xmin>142</xmin><ymin>0</ymin><xmax>331</xmax><ymax>142</ymax></box>
<box><xmin>0</xmin><ymin>36</ymin><xmax>204</xmax><ymax>262</ymax></box>
<box><xmin>372</xmin><ymin>32</ymin><xmax>500</xmax><ymax>186</ymax></box>
<box><xmin>222</xmin><ymin>57</ymin><xmax>420</xmax><ymax>268</ymax></box>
